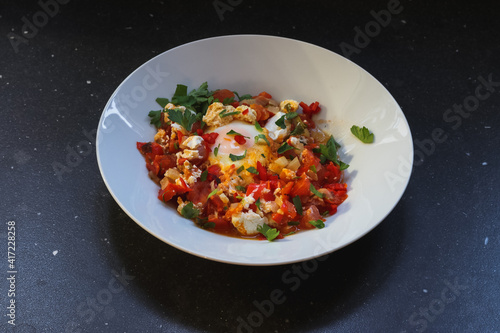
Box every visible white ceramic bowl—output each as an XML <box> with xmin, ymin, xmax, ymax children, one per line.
<box><xmin>96</xmin><ymin>35</ymin><xmax>413</xmax><ymax>266</ymax></box>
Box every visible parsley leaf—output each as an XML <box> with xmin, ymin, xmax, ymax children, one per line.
<box><xmin>246</xmin><ymin>166</ymin><xmax>258</xmax><ymax>174</ymax></box>
<box><xmin>309</xmin><ymin>219</ymin><xmax>325</xmax><ymax>229</ymax></box>
<box><xmin>207</xmin><ymin>189</ymin><xmax>219</xmax><ymax>200</ymax></box>
<box><xmin>277</xmin><ymin>142</ymin><xmax>296</xmax><ymax>154</ymax></box>
<box><xmin>255</xmin><ymin>198</ymin><xmax>261</xmax><ymax>210</ymax></box>
<box><xmin>309</xmin><ymin>165</ymin><xmax>317</xmax><ymax>173</ymax></box>
<box><xmin>220</xmin><ymin>111</ymin><xmax>240</xmax><ymax>118</ymax></box>
<box><xmin>236</xmin><ymin>165</ymin><xmax>245</xmax><ymax>173</ymax></box>
<box><xmin>148</xmin><ymin>110</ymin><xmax>164</xmax><ymax>128</ymax></box>
<box><xmin>290</xmin><ymin>120</ymin><xmax>307</xmax><ymax>136</ymax></box>
<box><xmin>254</xmin><ymin>122</ymin><xmax>263</xmax><ymax>132</ymax></box>
<box><xmin>181</xmin><ymin>202</ymin><xmax>200</xmax><ymax>219</ymax></box>
<box><xmin>318</xmin><ymin>136</ymin><xmax>349</xmax><ymax>170</ymax></box>
<box><xmin>223</xmin><ymin>97</ymin><xmax>235</xmax><ymax>105</ymax></box>
<box><xmin>202</xmin><ymin>222</ymin><xmax>215</xmax><ymax>229</ymax></box>
<box><xmin>230</xmin><ymin>150</ymin><xmax>247</xmax><ymax>161</ymax></box>
<box><xmin>227</xmin><ymin>130</ymin><xmax>249</xmax><ymax>138</ymax></box>
<box><xmin>214</xmin><ymin>144</ymin><xmax>220</xmax><ymax>157</ymax></box>
<box><xmin>156</xmin><ymin>98</ymin><xmax>170</xmax><ymax>108</ymax></box>
<box><xmin>275</xmin><ymin>115</ymin><xmax>287</xmax><ymax>129</ymax></box>
<box><xmin>200</xmin><ymin>170</ymin><xmax>208</xmax><ymax>182</ymax></box>
<box><xmin>292</xmin><ymin>195</ymin><xmax>303</xmax><ymax>215</ymax></box>
<box><xmin>351</xmin><ymin>125</ymin><xmax>374</xmax><ymax>143</ymax></box>
<box><xmin>257</xmin><ymin>224</ymin><xmax>280</xmax><ymax>241</ymax></box>
<box><xmin>255</xmin><ymin>134</ymin><xmax>270</xmax><ymax>146</ymax></box>
<box><xmin>310</xmin><ymin>184</ymin><xmax>325</xmax><ymax>198</ymax></box>
<box><xmin>236</xmin><ymin>185</ymin><xmax>246</xmax><ymax>192</ymax></box>
<box><xmin>234</xmin><ymin>91</ymin><xmax>253</xmax><ymax>101</ymax></box>
<box><xmin>286</xmin><ymin>112</ymin><xmax>299</xmax><ymax>120</ymax></box>
<box><xmin>166</xmin><ymin>108</ymin><xmax>197</xmax><ymax>132</ymax></box>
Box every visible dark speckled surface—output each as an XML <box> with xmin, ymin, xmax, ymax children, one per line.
<box><xmin>1</xmin><ymin>0</ymin><xmax>499</xmax><ymax>332</ymax></box>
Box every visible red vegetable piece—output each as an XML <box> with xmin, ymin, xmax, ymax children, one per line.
<box><xmin>234</xmin><ymin>135</ymin><xmax>246</xmax><ymax>145</ymax></box>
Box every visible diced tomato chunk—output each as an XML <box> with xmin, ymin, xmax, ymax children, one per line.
<box><xmin>202</xmin><ymin>132</ymin><xmax>219</xmax><ymax>144</ymax></box>
<box><xmin>258</xmin><ymin>91</ymin><xmax>273</xmax><ymax>99</ymax></box>
<box><xmin>290</xmin><ymin>177</ymin><xmax>311</xmax><ymax>197</ymax></box>
<box><xmin>256</xmin><ymin>161</ymin><xmax>267</xmax><ymax>181</ymax></box>
<box><xmin>281</xmin><ymin>200</ymin><xmax>297</xmax><ymax>220</ymax></box>
<box><xmin>212</xmin><ymin>89</ymin><xmax>235</xmax><ymax>104</ymax></box>
<box><xmin>208</xmin><ymin>217</ymin><xmax>232</xmax><ymax>230</ymax></box>
<box><xmin>234</xmin><ymin>135</ymin><xmax>246</xmax><ymax>145</ymax></box>
<box><xmin>158</xmin><ymin>179</ymin><xmax>191</xmax><ymax>202</ymax></box>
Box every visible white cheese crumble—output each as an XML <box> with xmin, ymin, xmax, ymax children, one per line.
<box><xmin>231</xmin><ymin>211</ymin><xmax>269</xmax><ymax>235</ymax></box>
<box><xmin>265</xmin><ymin>111</ymin><xmax>291</xmax><ymax>142</ymax></box>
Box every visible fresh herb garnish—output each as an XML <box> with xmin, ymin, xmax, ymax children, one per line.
<box><xmin>277</xmin><ymin>142</ymin><xmax>296</xmax><ymax>154</ymax></box>
<box><xmin>351</xmin><ymin>125</ymin><xmax>374</xmax><ymax>143</ymax></box>
<box><xmin>207</xmin><ymin>189</ymin><xmax>219</xmax><ymax>200</ymax></box>
<box><xmin>155</xmin><ymin>98</ymin><xmax>170</xmax><ymax>108</ymax></box>
<box><xmin>171</xmin><ymin>82</ymin><xmax>211</xmax><ymax>112</ymax></box>
<box><xmin>254</xmin><ymin>122</ymin><xmax>263</xmax><ymax>132</ymax></box>
<box><xmin>257</xmin><ymin>224</ymin><xmax>280</xmax><ymax>241</ymax></box>
<box><xmin>236</xmin><ymin>165</ymin><xmax>245</xmax><ymax>173</ymax></box>
<box><xmin>292</xmin><ymin>195</ymin><xmax>303</xmax><ymax>215</ymax></box>
<box><xmin>275</xmin><ymin>115</ymin><xmax>287</xmax><ymax>129</ymax></box>
<box><xmin>200</xmin><ymin>170</ymin><xmax>208</xmax><ymax>181</ymax></box>
<box><xmin>181</xmin><ymin>202</ymin><xmax>200</xmax><ymax>219</ymax></box>
<box><xmin>286</xmin><ymin>112</ymin><xmax>299</xmax><ymax>120</ymax></box>
<box><xmin>223</xmin><ymin>97</ymin><xmax>235</xmax><ymax>105</ymax></box>
<box><xmin>166</xmin><ymin>108</ymin><xmax>198</xmax><ymax>132</ymax></box>
<box><xmin>220</xmin><ymin>111</ymin><xmax>240</xmax><ymax>118</ymax></box>
<box><xmin>310</xmin><ymin>184</ymin><xmax>324</xmax><ymax>198</ymax></box>
<box><xmin>227</xmin><ymin>130</ymin><xmax>249</xmax><ymax>138</ymax></box>
<box><xmin>309</xmin><ymin>165</ymin><xmax>317</xmax><ymax>173</ymax></box>
<box><xmin>309</xmin><ymin>219</ymin><xmax>325</xmax><ymax>229</ymax></box>
<box><xmin>202</xmin><ymin>222</ymin><xmax>216</xmax><ymax>229</ymax></box>
<box><xmin>214</xmin><ymin>144</ymin><xmax>220</xmax><ymax>157</ymax></box>
<box><xmin>261</xmin><ymin>154</ymin><xmax>266</xmax><ymax>158</ymax></box>
<box><xmin>321</xmin><ymin>210</ymin><xmax>330</xmax><ymax>217</ymax></box>
<box><xmin>318</xmin><ymin>136</ymin><xmax>349</xmax><ymax>170</ymax></box>
<box><xmin>230</xmin><ymin>150</ymin><xmax>247</xmax><ymax>161</ymax></box>
<box><xmin>255</xmin><ymin>198</ymin><xmax>261</xmax><ymax>210</ymax></box>
<box><xmin>236</xmin><ymin>185</ymin><xmax>246</xmax><ymax>192</ymax></box>
<box><xmin>246</xmin><ymin>166</ymin><xmax>258</xmax><ymax>175</ymax></box>
<box><xmin>148</xmin><ymin>110</ymin><xmax>164</xmax><ymax>128</ymax></box>
<box><xmin>234</xmin><ymin>91</ymin><xmax>253</xmax><ymax>101</ymax></box>
<box><xmin>290</xmin><ymin>120</ymin><xmax>307</xmax><ymax>136</ymax></box>
<box><xmin>287</xmin><ymin>221</ymin><xmax>300</xmax><ymax>226</ymax></box>
<box><xmin>254</xmin><ymin>134</ymin><xmax>270</xmax><ymax>146</ymax></box>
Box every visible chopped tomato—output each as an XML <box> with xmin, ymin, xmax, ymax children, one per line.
<box><xmin>290</xmin><ymin>176</ymin><xmax>311</xmax><ymax>197</ymax></box>
<box><xmin>153</xmin><ymin>154</ymin><xmax>177</xmax><ymax>177</ymax></box>
<box><xmin>234</xmin><ymin>135</ymin><xmax>246</xmax><ymax>144</ymax></box>
<box><xmin>186</xmin><ymin>181</ymin><xmax>212</xmax><ymax>206</ymax></box>
<box><xmin>256</xmin><ymin>161</ymin><xmax>267</xmax><ymax>181</ymax></box>
<box><xmin>272</xmin><ymin>212</ymin><xmax>284</xmax><ymax>224</ymax></box>
<box><xmin>281</xmin><ymin>199</ymin><xmax>297</xmax><ymax>220</ymax></box>
<box><xmin>202</xmin><ymin>132</ymin><xmax>219</xmax><ymax>144</ymax></box>
<box><xmin>207</xmin><ymin>216</ymin><xmax>232</xmax><ymax>230</ymax></box>
<box><xmin>158</xmin><ymin>179</ymin><xmax>191</xmax><ymax>202</ymax></box>
<box><xmin>258</xmin><ymin>91</ymin><xmax>273</xmax><ymax>99</ymax></box>
<box><xmin>212</xmin><ymin>89</ymin><xmax>235</xmax><ymax>104</ymax></box>
<box><xmin>300</xmin><ymin>101</ymin><xmax>321</xmax><ymax>115</ymax></box>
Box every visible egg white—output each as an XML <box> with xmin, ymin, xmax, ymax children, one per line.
<box><xmin>208</xmin><ymin>121</ymin><xmax>271</xmax><ymax>173</ymax></box>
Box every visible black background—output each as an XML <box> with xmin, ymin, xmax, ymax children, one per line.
<box><xmin>1</xmin><ymin>0</ymin><xmax>499</xmax><ymax>332</ymax></box>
